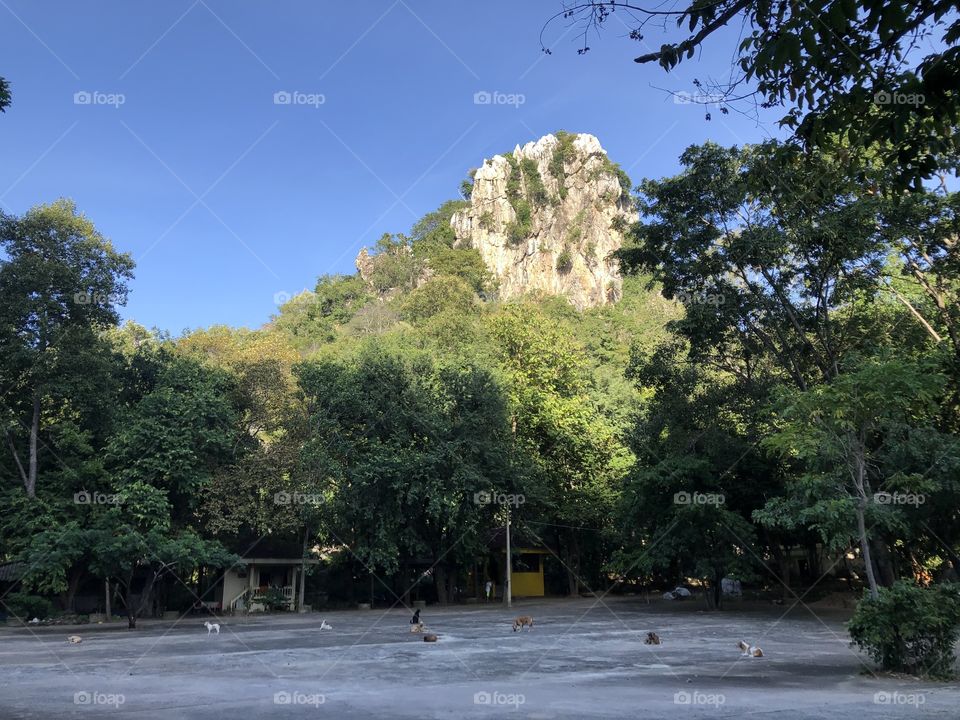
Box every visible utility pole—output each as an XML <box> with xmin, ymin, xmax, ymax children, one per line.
<box><xmin>505</xmin><ymin>508</ymin><xmax>512</xmax><ymax>609</ymax></box>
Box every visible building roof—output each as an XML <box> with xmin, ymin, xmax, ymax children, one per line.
<box><xmin>0</xmin><ymin>562</ymin><xmax>25</xmax><ymax>583</ymax></box>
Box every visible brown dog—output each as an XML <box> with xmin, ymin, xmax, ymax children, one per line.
<box><xmin>423</xmin><ymin>633</ymin><xmax>438</xmax><ymax>642</ymax></box>
<box><xmin>645</xmin><ymin>632</ymin><xmax>661</xmax><ymax>645</ymax></box>
<box><xmin>512</xmin><ymin>615</ymin><xmax>534</xmax><ymax>632</ymax></box>
<box><xmin>737</xmin><ymin>640</ymin><xmax>763</xmax><ymax>657</ymax></box>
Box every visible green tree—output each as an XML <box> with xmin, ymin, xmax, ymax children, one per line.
<box><xmin>271</xmin><ymin>275</ymin><xmax>373</xmax><ymax>348</ymax></box>
<box><xmin>296</xmin><ymin>347</ymin><xmax>513</xmax><ymax>604</ymax></box>
<box><xmin>400</xmin><ymin>276</ymin><xmax>478</xmax><ymax>323</ymax></box>
<box><xmin>489</xmin><ymin>304</ymin><xmax>630</xmax><ymax>594</ymax></box>
<box><xmin>761</xmin><ymin>356</ymin><xmax>958</xmax><ymax>597</ymax></box>
<box><xmin>543</xmin><ymin>0</ymin><xmax>960</xmax><ymax>186</ymax></box>
<box><xmin>98</xmin><ymin>351</ymin><xmax>241</xmax><ymax>626</ymax></box>
<box><xmin>617</xmin><ymin>337</ymin><xmax>775</xmax><ymax>605</ymax></box>
<box><xmin>0</xmin><ymin>200</ymin><xmax>133</xmax><ymax>498</ymax></box>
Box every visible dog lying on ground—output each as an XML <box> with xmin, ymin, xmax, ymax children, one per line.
<box><xmin>645</xmin><ymin>632</ymin><xmax>661</xmax><ymax>645</ymax></box>
<box><xmin>512</xmin><ymin>615</ymin><xmax>534</xmax><ymax>632</ymax></box>
<box><xmin>737</xmin><ymin>640</ymin><xmax>763</xmax><ymax>657</ymax></box>
<box><xmin>319</xmin><ymin>620</ymin><xmax>332</xmax><ymax>630</ymax></box>
<box><xmin>204</xmin><ymin>621</ymin><xmax>220</xmax><ymax>635</ymax></box>
<box><xmin>66</xmin><ymin>635</ymin><xmax>82</xmax><ymax>644</ymax></box>
<box><xmin>423</xmin><ymin>633</ymin><xmax>438</xmax><ymax>642</ymax></box>
<box><xmin>409</xmin><ymin>622</ymin><xmax>425</xmax><ymax>633</ymax></box>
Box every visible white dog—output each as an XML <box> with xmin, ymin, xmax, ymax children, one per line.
<box><xmin>320</xmin><ymin>620</ymin><xmax>332</xmax><ymax>630</ymax></box>
<box><xmin>737</xmin><ymin>640</ymin><xmax>763</xmax><ymax>657</ymax></box>
<box><xmin>204</xmin><ymin>621</ymin><xmax>220</xmax><ymax>635</ymax></box>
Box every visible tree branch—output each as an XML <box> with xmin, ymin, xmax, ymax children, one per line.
<box><xmin>633</xmin><ymin>0</ymin><xmax>752</xmax><ymax>65</ymax></box>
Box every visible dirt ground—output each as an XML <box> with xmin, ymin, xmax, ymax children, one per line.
<box><xmin>0</xmin><ymin>597</ymin><xmax>956</xmax><ymax>719</ymax></box>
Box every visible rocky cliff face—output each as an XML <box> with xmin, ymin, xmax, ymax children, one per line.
<box><xmin>451</xmin><ymin>133</ymin><xmax>634</xmax><ymax>310</ymax></box>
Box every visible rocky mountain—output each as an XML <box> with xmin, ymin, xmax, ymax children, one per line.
<box><xmin>450</xmin><ymin>132</ymin><xmax>634</xmax><ymax>310</ymax></box>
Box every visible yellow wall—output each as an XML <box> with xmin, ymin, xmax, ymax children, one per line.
<box><xmin>512</xmin><ymin>571</ymin><xmax>543</xmax><ymax>597</ymax></box>
<box><xmin>510</xmin><ymin>557</ymin><xmax>544</xmax><ymax>597</ymax></box>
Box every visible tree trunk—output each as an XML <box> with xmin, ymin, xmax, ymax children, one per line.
<box><xmin>26</xmin><ymin>393</ymin><xmax>40</xmax><ymax>498</ymax></box>
<box><xmin>856</xmin><ymin>502</ymin><xmax>880</xmax><ymax>599</ymax></box>
<box><xmin>807</xmin><ymin>543</ymin><xmax>822</xmax><ymax>579</ymax></box>
<box><xmin>780</xmin><ymin>547</ymin><xmax>791</xmax><ymax>595</ymax></box>
<box><xmin>565</xmin><ymin>530</ymin><xmax>581</xmax><ymax>596</ymax></box>
<box><xmin>124</xmin><ymin>571</ymin><xmax>136</xmax><ymax>629</ymax></box>
<box><xmin>870</xmin><ymin>537</ymin><xmax>896</xmax><ymax>587</ymax></box>
<box><xmin>130</xmin><ymin>565</ymin><xmax>164</xmax><ymax>629</ymax></box>
<box><xmin>446</xmin><ymin>565</ymin><xmax>457</xmax><ymax>604</ymax></box>
<box><xmin>851</xmin><ymin>441</ymin><xmax>879</xmax><ymax>599</ymax></box>
<box><xmin>768</xmin><ymin>536</ymin><xmax>791</xmax><ymax>596</ymax></box>
<box><xmin>61</xmin><ymin>567</ymin><xmax>83</xmax><ymax>612</ymax></box>
<box><xmin>435</xmin><ymin>565</ymin><xmax>448</xmax><ymax>605</ymax></box>
<box><xmin>298</xmin><ymin>525</ymin><xmax>309</xmax><ymax>612</ymax></box>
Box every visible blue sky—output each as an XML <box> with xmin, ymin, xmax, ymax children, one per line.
<box><xmin>0</xmin><ymin>1</ymin><xmax>784</xmax><ymax>333</ymax></box>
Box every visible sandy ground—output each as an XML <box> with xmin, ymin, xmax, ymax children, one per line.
<box><xmin>0</xmin><ymin>597</ymin><xmax>957</xmax><ymax>719</ymax></box>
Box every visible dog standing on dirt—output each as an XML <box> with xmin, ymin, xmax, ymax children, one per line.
<box><xmin>204</xmin><ymin>621</ymin><xmax>220</xmax><ymax>636</ymax></box>
<box><xmin>512</xmin><ymin>615</ymin><xmax>534</xmax><ymax>632</ymax></box>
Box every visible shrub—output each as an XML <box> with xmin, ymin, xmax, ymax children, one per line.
<box><xmin>4</xmin><ymin>592</ymin><xmax>54</xmax><ymax>620</ymax></box>
<box><xmin>478</xmin><ymin>211</ymin><xmax>495</xmax><ymax>231</ymax></box>
<box><xmin>506</xmin><ymin>199</ymin><xmax>533</xmax><ymax>244</ymax></box>
<box><xmin>520</xmin><ymin>157</ymin><xmax>549</xmax><ymax>206</ymax></box>
<box><xmin>400</xmin><ymin>276</ymin><xmax>477</xmax><ymax>323</ymax></box>
<box><xmin>550</xmin><ymin>130</ymin><xmax>577</xmax><ymax>200</ymax></box>
<box><xmin>556</xmin><ymin>247</ymin><xmax>573</xmax><ymax>273</ymax></box>
<box><xmin>848</xmin><ymin>580</ymin><xmax>960</xmax><ymax>679</ymax></box>
<box><xmin>584</xmin><ymin>241</ymin><xmax>597</xmax><ymax>265</ymax></box>
<box><xmin>253</xmin><ymin>587</ymin><xmax>291</xmax><ymax>612</ymax></box>
<box><xmin>504</xmin><ymin>154</ymin><xmax>522</xmax><ymax>202</ymax></box>
<box><xmin>609</xmin><ymin>215</ymin><xmax>631</xmax><ymax>234</ymax></box>
<box><xmin>419</xmin><ymin>246</ymin><xmax>491</xmax><ymax>293</ymax></box>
